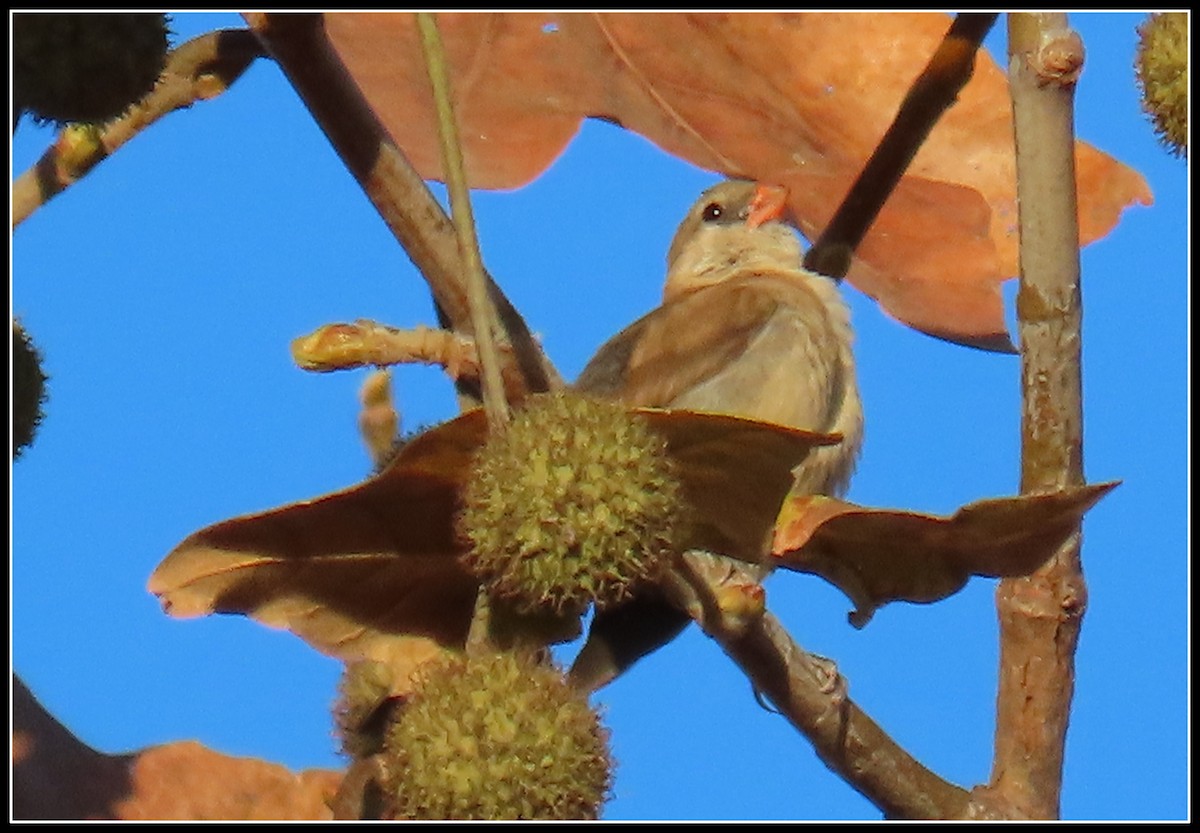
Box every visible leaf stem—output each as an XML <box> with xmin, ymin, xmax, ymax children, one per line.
<box><xmin>244</xmin><ymin>13</ymin><xmax>560</xmax><ymax>402</ymax></box>
<box><xmin>416</xmin><ymin>12</ymin><xmax>510</xmax><ymax>429</ymax></box>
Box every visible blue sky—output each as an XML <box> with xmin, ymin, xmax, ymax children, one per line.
<box><xmin>10</xmin><ymin>12</ymin><xmax>1188</xmax><ymax>821</ymax></box>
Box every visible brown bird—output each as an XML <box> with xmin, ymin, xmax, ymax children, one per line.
<box><xmin>568</xmin><ymin>178</ymin><xmax>864</xmax><ymax>691</ymax></box>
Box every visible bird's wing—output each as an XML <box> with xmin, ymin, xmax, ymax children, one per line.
<box><xmin>575</xmin><ymin>277</ymin><xmax>788</xmax><ymax>409</ymax></box>
<box><xmin>577</xmin><ymin>273</ymin><xmax>843</xmax><ymax>427</ymax></box>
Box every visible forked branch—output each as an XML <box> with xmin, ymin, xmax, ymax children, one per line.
<box><xmin>244</xmin><ymin>13</ymin><xmax>559</xmax><ymax>401</ymax></box>
<box><xmin>662</xmin><ymin>554</ymin><xmax>975</xmax><ymax>820</ymax></box>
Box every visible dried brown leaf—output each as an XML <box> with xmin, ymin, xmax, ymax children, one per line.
<box><xmin>13</xmin><ymin>676</ymin><xmax>340</xmax><ymax>821</ymax></box>
<box><xmin>149</xmin><ymin>405</ymin><xmax>839</xmax><ymax>675</ymax></box>
<box><xmin>771</xmin><ymin>482</ymin><xmax>1119</xmax><ymax>627</ymax></box>
<box><xmin>305</xmin><ymin>11</ymin><xmax>1152</xmax><ymax>348</ymax></box>
<box><xmin>650</xmin><ymin>409</ymin><xmax>843</xmax><ymax>561</ymax></box>
<box><xmin>147</xmin><ymin>411</ymin><xmax>488</xmax><ymax>683</ymax></box>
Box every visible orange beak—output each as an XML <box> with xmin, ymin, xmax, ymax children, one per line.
<box><xmin>747</xmin><ymin>183</ymin><xmax>789</xmax><ymax>229</ymax></box>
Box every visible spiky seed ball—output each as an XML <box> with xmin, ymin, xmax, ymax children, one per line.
<box><xmin>1135</xmin><ymin>12</ymin><xmax>1188</xmax><ymax>158</ymax></box>
<box><xmin>383</xmin><ymin>651</ymin><xmax>612</xmax><ymax>820</ymax></box>
<box><xmin>13</xmin><ymin>319</ymin><xmax>49</xmax><ymax>459</ymax></box>
<box><xmin>13</xmin><ymin>13</ymin><xmax>171</xmax><ymax>126</ymax></box>
<box><xmin>457</xmin><ymin>392</ymin><xmax>684</xmax><ymax>617</ymax></box>
<box><xmin>333</xmin><ymin>660</ymin><xmax>400</xmax><ymax>758</ymax></box>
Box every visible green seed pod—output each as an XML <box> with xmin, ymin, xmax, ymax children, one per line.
<box><xmin>1135</xmin><ymin>12</ymin><xmax>1188</xmax><ymax>157</ymax></box>
<box><xmin>13</xmin><ymin>12</ymin><xmax>171</xmax><ymax>126</ymax></box>
<box><xmin>383</xmin><ymin>651</ymin><xmax>612</xmax><ymax>820</ymax></box>
<box><xmin>13</xmin><ymin>319</ymin><xmax>49</xmax><ymax>459</ymax></box>
<box><xmin>333</xmin><ymin>660</ymin><xmax>400</xmax><ymax>759</ymax></box>
<box><xmin>458</xmin><ymin>392</ymin><xmax>684</xmax><ymax>618</ymax></box>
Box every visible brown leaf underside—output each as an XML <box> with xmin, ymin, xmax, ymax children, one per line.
<box><xmin>313</xmin><ymin>11</ymin><xmax>1152</xmax><ymax>347</ymax></box>
<box><xmin>147</xmin><ymin>411</ymin><xmax>489</xmax><ymax>683</ymax></box>
<box><xmin>772</xmin><ymin>481</ymin><xmax>1118</xmax><ymax>626</ymax></box>
<box><xmin>149</xmin><ymin>407</ymin><xmax>839</xmax><ymax>677</ymax></box>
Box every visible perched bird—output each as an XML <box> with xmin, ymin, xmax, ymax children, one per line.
<box><xmin>569</xmin><ymin>179</ymin><xmax>864</xmax><ymax>691</ymax></box>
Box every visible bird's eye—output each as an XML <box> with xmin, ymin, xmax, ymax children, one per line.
<box><xmin>701</xmin><ymin>202</ymin><xmax>724</xmax><ymax>222</ymax></box>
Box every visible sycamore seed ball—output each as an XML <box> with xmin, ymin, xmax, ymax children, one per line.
<box><xmin>457</xmin><ymin>392</ymin><xmax>685</xmax><ymax>617</ymax></box>
<box><xmin>1135</xmin><ymin>12</ymin><xmax>1188</xmax><ymax>158</ymax></box>
<box><xmin>383</xmin><ymin>651</ymin><xmax>612</xmax><ymax>820</ymax></box>
<box><xmin>14</xmin><ymin>13</ymin><xmax>171</xmax><ymax>126</ymax></box>
<box><xmin>13</xmin><ymin>320</ymin><xmax>49</xmax><ymax>459</ymax></box>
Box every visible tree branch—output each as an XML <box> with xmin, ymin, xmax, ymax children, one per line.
<box><xmin>244</xmin><ymin>12</ymin><xmax>560</xmax><ymax>401</ymax></box>
<box><xmin>989</xmin><ymin>13</ymin><xmax>1087</xmax><ymax>820</ymax></box>
<box><xmin>12</xmin><ymin>29</ymin><xmax>265</xmax><ymax>229</ymax></box>
<box><xmin>802</xmin><ymin>14</ymin><xmax>998</xmax><ymax>286</ymax></box>
<box><xmin>662</xmin><ymin>554</ymin><xmax>981</xmax><ymax>820</ymax></box>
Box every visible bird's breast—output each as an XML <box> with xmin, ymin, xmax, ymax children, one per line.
<box><xmin>669</xmin><ymin>274</ymin><xmax>863</xmax><ymax>496</ymax></box>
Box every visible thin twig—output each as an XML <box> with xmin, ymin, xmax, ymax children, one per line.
<box><xmin>289</xmin><ymin>320</ymin><xmax>530</xmax><ymax>401</ymax></box>
<box><xmin>661</xmin><ymin>558</ymin><xmax>974</xmax><ymax>820</ymax></box>
<box><xmin>244</xmin><ymin>13</ymin><xmax>560</xmax><ymax>403</ymax></box>
<box><xmin>12</xmin><ymin>29</ymin><xmax>265</xmax><ymax>228</ymax></box>
<box><xmin>357</xmin><ymin>370</ymin><xmax>399</xmax><ymax>470</ymax></box>
<box><xmin>802</xmin><ymin>13</ymin><xmax>998</xmax><ymax>282</ymax></box>
<box><xmin>416</xmin><ymin>12</ymin><xmax>510</xmax><ymax>429</ymax></box>
<box><xmin>987</xmin><ymin>13</ymin><xmax>1087</xmax><ymax>820</ymax></box>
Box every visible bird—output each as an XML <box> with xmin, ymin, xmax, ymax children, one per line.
<box><xmin>568</xmin><ymin>178</ymin><xmax>864</xmax><ymax>692</ymax></box>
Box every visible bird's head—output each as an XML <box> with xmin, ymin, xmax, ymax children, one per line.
<box><xmin>664</xmin><ymin>179</ymin><xmax>803</xmax><ymax>302</ymax></box>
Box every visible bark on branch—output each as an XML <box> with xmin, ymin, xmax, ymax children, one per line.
<box><xmin>989</xmin><ymin>13</ymin><xmax>1088</xmax><ymax>820</ymax></box>
<box><xmin>244</xmin><ymin>12</ymin><xmax>559</xmax><ymax>400</ymax></box>
<box><xmin>12</xmin><ymin>29</ymin><xmax>265</xmax><ymax>228</ymax></box>
<box><xmin>661</xmin><ymin>555</ymin><xmax>977</xmax><ymax>820</ymax></box>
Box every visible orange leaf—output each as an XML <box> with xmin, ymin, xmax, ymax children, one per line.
<box><xmin>772</xmin><ymin>482</ymin><xmax>1118</xmax><ymax>627</ymax></box>
<box><xmin>303</xmin><ymin>11</ymin><xmax>1152</xmax><ymax>348</ymax></box>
